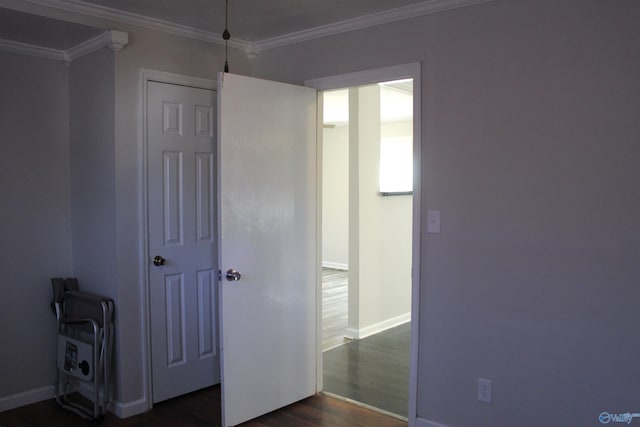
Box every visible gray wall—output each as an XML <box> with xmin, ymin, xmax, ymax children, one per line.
<box><xmin>253</xmin><ymin>1</ymin><xmax>640</xmax><ymax>426</ymax></box>
<box><xmin>0</xmin><ymin>13</ymin><xmax>250</xmax><ymax>412</ymax></box>
<box><xmin>0</xmin><ymin>52</ymin><xmax>72</xmax><ymax>403</ymax></box>
<box><xmin>3</xmin><ymin>1</ymin><xmax>639</xmax><ymax>423</ymax></box>
<box><xmin>69</xmin><ymin>48</ymin><xmax>116</xmax><ymax>299</ymax></box>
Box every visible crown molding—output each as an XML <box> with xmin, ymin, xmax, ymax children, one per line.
<box><xmin>105</xmin><ymin>29</ymin><xmax>128</xmax><ymax>52</ymax></box>
<box><xmin>16</xmin><ymin>0</ymin><xmax>493</xmax><ymax>56</ymax></box>
<box><xmin>250</xmin><ymin>0</ymin><xmax>494</xmax><ymax>53</ymax></box>
<box><xmin>65</xmin><ymin>29</ymin><xmax>128</xmax><ymax>62</ymax></box>
<box><xmin>22</xmin><ymin>0</ymin><xmax>250</xmax><ymax>50</ymax></box>
<box><xmin>0</xmin><ymin>29</ymin><xmax>128</xmax><ymax>64</ymax></box>
<box><xmin>0</xmin><ymin>37</ymin><xmax>63</xmax><ymax>61</ymax></box>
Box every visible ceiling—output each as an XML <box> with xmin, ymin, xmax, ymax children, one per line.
<box><xmin>78</xmin><ymin>0</ymin><xmax>435</xmax><ymax>41</ymax></box>
<box><xmin>0</xmin><ymin>7</ymin><xmax>103</xmax><ymax>51</ymax></box>
<box><xmin>0</xmin><ymin>0</ymin><xmax>490</xmax><ymax>54</ymax></box>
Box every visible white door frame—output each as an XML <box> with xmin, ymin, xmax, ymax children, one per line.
<box><xmin>305</xmin><ymin>62</ymin><xmax>422</xmax><ymax>427</ymax></box>
<box><xmin>139</xmin><ymin>69</ymin><xmax>217</xmax><ymax>409</ymax></box>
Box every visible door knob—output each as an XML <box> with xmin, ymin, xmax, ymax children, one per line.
<box><xmin>153</xmin><ymin>255</ymin><xmax>166</xmax><ymax>266</ymax></box>
<box><xmin>226</xmin><ymin>269</ymin><xmax>242</xmax><ymax>281</ymax></box>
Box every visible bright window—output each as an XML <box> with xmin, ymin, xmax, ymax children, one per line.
<box><xmin>379</xmin><ymin>136</ymin><xmax>413</xmax><ymax>194</ymax></box>
<box><xmin>378</xmin><ymin>79</ymin><xmax>413</xmax><ymax>195</ymax></box>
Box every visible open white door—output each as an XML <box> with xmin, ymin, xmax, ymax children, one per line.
<box><xmin>218</xmin><ymin>73</ymin><xmax>317</xmax><ymax>426</ymax></box>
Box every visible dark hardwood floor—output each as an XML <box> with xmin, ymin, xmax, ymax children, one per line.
<box><xmin>322</xmin><ymin>268</ymin><xmax>411</xmax><ymax>418</ymax></box>
<box><xmin>0</xmin><ymin>386</ymin><xmax>407</xmax><ymax>427</ymax></box>
<box><xmin>323</xmin><ymin>322</ymin><xmax>411</xmax><ymax>417</ymax></box>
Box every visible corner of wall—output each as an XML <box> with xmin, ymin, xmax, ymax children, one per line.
<box><xmin>110</xmin><ymin>397</ymin><xmax>149</xmax><ymax>419</ymax></box>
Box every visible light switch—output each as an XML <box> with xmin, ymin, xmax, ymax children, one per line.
<box><xmin>427</xmin><ymin>210</ymin><xmax>440</xmax><ymax>234</ymax></box>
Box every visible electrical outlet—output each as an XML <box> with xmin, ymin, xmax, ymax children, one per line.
<box><xmin>478</xmin><ymin>378</ymin><xmax>492</xmax><ymax>403</ymax></box>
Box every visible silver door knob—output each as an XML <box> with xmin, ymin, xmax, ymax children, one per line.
<box><xmin>153</xmin><ymin>255</ymin><xmax>166</xmax><ymax>266</ymax></box>
<box><xmin>226</xmin><ymin>269</ymin><xmax>242</xmax><ymax>281</ymax></box>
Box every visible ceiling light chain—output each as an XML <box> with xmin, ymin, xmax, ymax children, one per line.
<box><xmin>222</xmin><ymin>0</ymin><xmax>230</xmax><ymax>73</ymax></box>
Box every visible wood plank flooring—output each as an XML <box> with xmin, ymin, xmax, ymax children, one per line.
<box><xmin>322</xmin><ymin>268</ymin><xmax>411</xmax><ymax>418</ymax></box>
<box><xmin>323</xmin><ymin>322</ymin><xmax>411</xmax><ymax>417</ymax></box>
<box><xmin>0</xmin><ymin>386</ymin><xmax>407</xmax><ymax>427</ymax></box>
<box><xmin>322</xmin><ymin>268</ymin><xmax>349</xmax><ymax>350</ymax></box>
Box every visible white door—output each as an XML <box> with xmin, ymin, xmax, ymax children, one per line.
<box><xmin>147</xmin><ymin>81</ymin><xmax>220</xmax><ymax>403</ymax></box>
<box><xmin>218</xmin><ymin>73</ymin><xmax>317</xmax><ymax>426</ymax></box>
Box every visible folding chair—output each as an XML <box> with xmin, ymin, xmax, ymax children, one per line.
<box><xmin>51</xmin><ymin>278</ymin><xmax>114</xmax><ymax>420</ymax></box>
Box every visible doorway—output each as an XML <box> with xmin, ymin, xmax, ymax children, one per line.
<box><xmin>319</xmin><ymin>79</ymin><xmax>414</xmax><ymax>418</ymax></box>
<box><xmin>140</xmin><ymin>66</ymin><xmax>421</xmax><ymax>426</ymax></box>
<box><xmin>141</xmin><ymin>70</ymin><xmax>221</xmax><ymax>407</ymax></box>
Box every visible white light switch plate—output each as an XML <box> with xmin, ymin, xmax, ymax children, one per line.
<box><xmin>427</xmin><ymin>210</ymin><xmax>440</xmax><ymax>233</ymax></box>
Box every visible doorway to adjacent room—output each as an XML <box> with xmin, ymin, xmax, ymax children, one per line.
<box><xmin>320</xmin><ymin>78</ymin><xmax>414</xmax><ymax>418</ymax></box>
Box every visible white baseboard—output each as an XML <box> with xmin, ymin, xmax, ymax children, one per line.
<box><xmin>416</xmin><ymin>417</ymin><xmax>450</xmax><ymax>427</ymax></box>
<box><xmin>79</xmin><ymin>380</ymin><xmax>148</xmax><ymax>419</ymax></box>
<box><xmin>110</xmin><ymin>397</ymin><xmax>149</xmax><ymax>418</ymax></box>
<box><xmin>0</xmin><ymin>382</ymin><xmax>149</xmax><ymax>419</ymax></box>
<box><xmin>344</xmin><ymin>328</ymin><xmax>358</xmax><ymax>339</ymax></box>
<box><xmin>345</xmin><ymin>312</ymin><xmax>410</xmax><ymax>340</ymax></box>
<box><xmin>322</xmin><ymin>261</ymin><xmax>349</xmax><ymax>270</ymax></box>
<box><xmin>0</xmin><ymin>385</ymin><xmax>54</xmax><ymax>412</ymax></box>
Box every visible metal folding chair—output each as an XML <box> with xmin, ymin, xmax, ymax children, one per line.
<box><xmin>52</xmin><ymin>278</ymin><xmax>114</xmax><ymax>420</ymax></box>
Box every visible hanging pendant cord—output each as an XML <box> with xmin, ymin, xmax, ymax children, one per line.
<box><xmin>223</xmin><ymin>0</ymin><xmax>230</xmax><ymax>73</ymax></box>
